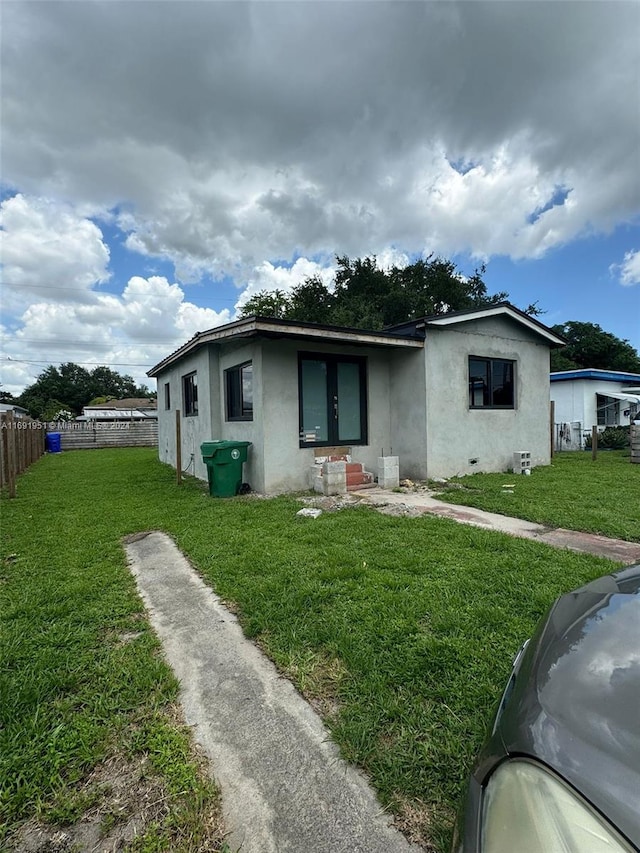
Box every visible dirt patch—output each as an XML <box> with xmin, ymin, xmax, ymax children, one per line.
<box><xmin>4</xmin><ymin>755</ymin><xmax>166</xmax><ymax>852</ymax></box>
<box><xmin>297</xmin><ymin>493</ymin><xmax>367</xmax><ymax>512</ymax></box>
<box><xmin>392</xmin><ymin>796</ymin><xmax>440</xmax><ymax>853</ymax></box>
<box><xmin>5</xmin><ymin>739</ymin><xmax>226</xmax><ymax>853</ymax></box>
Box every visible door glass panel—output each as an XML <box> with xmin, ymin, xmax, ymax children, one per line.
<box><xmin>337</xmin><ymin>361</ymin><xmax>361</xmax><ymax>441</ymax></box>
<box><xmin>301</xmin><ymin>360</ymin><xmax>328</xmax><ymax>442</ymax></box>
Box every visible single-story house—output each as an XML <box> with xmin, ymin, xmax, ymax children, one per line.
<box><xmin>80</xmin><ymin>397</ymin><xmax>158</xmax><ymax>422</ymax></box>
<box><xmin>550</xmin><ymin>369</ymin><xmax>640</xmax><ymax>449</ymax></box>
<box><xmin>147</xmin><ymin>303</ymin><xmax>565</xmax><ymax>493</ymax></box>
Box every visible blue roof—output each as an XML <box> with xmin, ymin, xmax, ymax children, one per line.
<box><xmin>550</xmin><ymin>369</ymin><xmax>640</xmax><ymax>383</ymax></box>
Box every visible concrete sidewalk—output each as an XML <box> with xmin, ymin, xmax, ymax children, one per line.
<box><xmin>352</xmin><ymin>488</ymin><xmax>640</xmax><ymax>565</ymax></box>
<box><xmin>124</xmin><ymin>532</ymin><xmax>420</xmax><ymax>853</ymax></box>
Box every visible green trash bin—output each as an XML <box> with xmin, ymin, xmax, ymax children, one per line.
<box><xmin>200</xmin><ymin>440</ymin><xmax>252</xmax><ymax>497</ymax></box>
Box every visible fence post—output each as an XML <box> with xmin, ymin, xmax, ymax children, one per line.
<box><xmin>6</xmin><ymin>412</ymin><xmax>16</xmax><ymax>498</ymax></box>
<box><xmin>591</xmin><ymin>425</ymin><xmax>598</xmax><ymax>461</ymax></box>
<box><xmin>0</xmin><ymin>414</ymin><xmax>6</xmax><ymax>490</ymax></box>
<box><xmin>550</xmin><ymin>401</ymin><xmax>555</xmax><ymax>459</ymax></box>
<box><xmin>175</xmin><ymin>409</ymin><xmax>182</xmax><ymax>485</ymax></box>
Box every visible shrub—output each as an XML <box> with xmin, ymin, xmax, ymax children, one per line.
<box><xmin>584</xmin><ymin>426</ymin><xmax>630</xmax><ymax>450</ymax></box>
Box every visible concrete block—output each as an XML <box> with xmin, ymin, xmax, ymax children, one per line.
<box><xmin>322</xmin><ymin>460</ymin><xmax>346</xmax><ymax>495</ymax></box>
<box><xmin>378</xmin><ymin>455</ymin><xmax>399</xmax><ymax>472</ymax></box>
<box><xmin>324</xmin><ymin>460</ymin><xmax>347</xmax><ymax>474</ymax></box>
<box><xmin>309</xmin><ymin>464</ymin><xmax>323</xmax><ymax>492</ymax></box>
<box><xmin>378</xmin><ymin>456</ymin><xmax>399</xmax><ymax>489</ymax></box>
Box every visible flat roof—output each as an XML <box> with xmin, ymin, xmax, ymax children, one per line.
<box><xmin>550</xmin><ymin>369</ymin><xmax>640</xmax><ymax>383</ymax></box>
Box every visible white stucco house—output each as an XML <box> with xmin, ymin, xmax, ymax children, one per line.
<box><xmin>147</xmin><ymin>303</ymin><xmax>565</xmax><ymax>493</ymax></box>
<box><xmin>550</xmin><ymin>369</ymin><xmax>640</xmax><ymax>449</ymax></box>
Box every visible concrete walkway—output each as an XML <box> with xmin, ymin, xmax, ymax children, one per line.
<box><xmin>352</xmin><ymin>488</ymin><xmax>640</xmax><ymax>565</ymax></box>
<box><xmin>124</xmin><ymin>531</ymin><xmax>420</xmax><ymax>853</ymax></box>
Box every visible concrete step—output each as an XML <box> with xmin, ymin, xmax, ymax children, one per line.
<box><xmin>347</xmin><ymin>480</ymin><xmax>378</xmax><ymax>492</ymax></box>
<box><xmin>346</xmin><ymin>470</ymin><xmax>375</xmax><ymax>490</ymax></box>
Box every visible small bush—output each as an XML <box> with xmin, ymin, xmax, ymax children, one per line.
<box><xmin>583</xmin><ymin>426</ymin><xmax>630</xmax><ymax>450</ymax></box>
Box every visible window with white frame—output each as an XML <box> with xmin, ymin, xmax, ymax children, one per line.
<box><xmin>596</xmin><ymin>394</ymin><xmax>619</xmax><ymax>426</ymax></box>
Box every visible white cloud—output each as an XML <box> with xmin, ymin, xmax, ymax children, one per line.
<box><xmin>1</xmin><ymin>2</ymin><xmax>639</xmax><ymax>389</ymax></box>
<box><xmin>615</xmin><ymin>250</ymin><xmax>640</xmax><ymax>287</ymax></box>
<box><xmin>1</xmin><ymin>194</ymin><xmax>111</xmax><ymax>308</ymax></box>
<box><xmin>1</xmin><ymin>273</ymin><xmax>230</xmax><ymax>396</ymax></box>
<box><xmin>235</xmin><ymin>258</ymin><xmax>336</xmax><ymax>312</ymax></box>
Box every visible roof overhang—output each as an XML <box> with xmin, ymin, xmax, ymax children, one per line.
<box><xmin>551</xmin><ymin>369</ymin><xmax>640</xmax><ymax>383</ymax></box>
<box><xmin>603</xmin><ymin>392</ymin><xmax>640</xmax><ymax>405</ymax></box>
<box><xmin>148</xmin><ymin>316</ymin><xmax>423</xmax><ymax>377</ymax></box>
<box><xmin>419</xmin><ymin>304</ymin><xmax>566</xmax><ymax>347</ymax></box>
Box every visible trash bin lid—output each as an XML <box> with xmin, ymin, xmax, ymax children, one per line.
<box><xmin>200</xmin><ymin>440</ymin><xmax>252</xmax><ymax>457</ymax></box>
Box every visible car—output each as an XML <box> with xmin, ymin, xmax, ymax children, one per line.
<box><xmin>453</xmin><ymin>564</ymin><xmax>640</xmax><ymax>853</ymax></box>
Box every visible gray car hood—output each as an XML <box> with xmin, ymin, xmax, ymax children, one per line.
<box><xmin>496</xmin><ymin>566</ymin><xmax>640</xmax><ymax>849</ymax></box>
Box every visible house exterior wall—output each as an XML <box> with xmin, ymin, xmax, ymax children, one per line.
<box><xmin>156</xmin><ymin>347</ymin><xmax>219</xmax><ymax>481</ymax></box>
<box><xmin>217</xmin><ymin>342</ymin><xmax>264</xmax><ymax>491</ymax></box>
<box><xmin>389</xmin><ymin>349</ymin><xmax>428</xmax><ymax>479</ymax></box>
<box><xmin>156</xmin><ymin>338</ymin><xmax>397</xmax><ymax>493</ymax></box>
<box><xmin>423</xmin><ymin>317</ymin><xmax>552</xmax><ymax>477</ymax></box>
<box><xmin>259</xmin><ymin>339</ymin><xmax>393</xmax><ymax>493</ymax></box>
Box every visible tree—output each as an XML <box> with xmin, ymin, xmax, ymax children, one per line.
<box><xmin>17</xmin><ymin>363</ymin><xmax>153</xmax><ymax>419</ymax></box>
<box><xmin>550</xmin><ymin>322</ymin><xmax>640</xmax><ymax>373</ymax></box>
<box><xmin>238</xmin><ymin>254</ymin><xmax>509</xmax><ymax>329</ymax></box>
<box><xmin>239</xmin><ymin>289</ymin><xmax>291</xmax><ymax>319</ymax></box>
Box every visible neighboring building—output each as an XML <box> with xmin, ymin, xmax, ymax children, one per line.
<box><xmin>80</xmin><ymin>397</ymin><xmax>158</xmax><ymax>422</ymax></box>
<box><xmin>0</xmin><ymin>402</ymin><xmax>30</xmax><ymax>418</ymax></box>
<box><xmin>550</xmin><ymin>369</ymin><xmax>640</xmax><ymax>449</ymax></box>
<box><xmin>148</xmin><ymin>303</ymin><xmax>564</xmax><ymax>493</ymax></box>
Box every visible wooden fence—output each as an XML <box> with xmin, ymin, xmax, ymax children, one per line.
<box><xmin>1</xmin><ymin>413</ymin><xmax>46</xmax><ymax>497</ymax></box>
<box><xmin>632</xmin><ymin>424</ymin><xmax>640</xmax><ymax>464</ymax></box>
<box><xmin>47</xmin><ymin>420</ymin><xmax>158</xmax><ymax>450</ymax></box>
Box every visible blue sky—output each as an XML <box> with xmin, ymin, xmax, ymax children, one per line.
<box><xmin>1</xmin><ymin>1</ymin><xmax>639</xmax><ymax>394</ymax></box>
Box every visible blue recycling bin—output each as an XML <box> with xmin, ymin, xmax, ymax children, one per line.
<box><xmin>45</xmin><ymin>432</ymin><xmax>62</xmax><ymax>453</ymax></box>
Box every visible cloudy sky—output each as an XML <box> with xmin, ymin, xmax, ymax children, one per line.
<box><xmin>1</xmin><ymin>0</ymin><xmax>639</xmax><ymax>395</ymax></box>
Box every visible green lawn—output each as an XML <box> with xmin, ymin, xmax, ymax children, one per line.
<box><xmin>1</xmin><ymin>449</ymin><xmax>620</xmax><ymax>851</ymax></box>
<box><xmin>433</xmin><ymin>450</ymin><xmax>640</xmax><ymax>542</ymax></box>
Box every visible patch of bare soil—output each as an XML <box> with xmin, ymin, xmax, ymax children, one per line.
<box><xmin>4</xmin><ymin>755</ymin><xmax>167</xmax><ymax>853</ymax></box>
<box><xmin>393</xmin><ymin>797</ymin><xmax>441</xmax><ymax>853</ymax></box>
<box><xmin>297</xmin><ymin>493</ymin><xmax>366</xmax><ymax>511</ymax></box>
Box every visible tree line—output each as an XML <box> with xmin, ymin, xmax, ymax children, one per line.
<box><xmin>3</xmin><ymin>363</ymin><xmax>154</xmax><ymax>421</ymax></box>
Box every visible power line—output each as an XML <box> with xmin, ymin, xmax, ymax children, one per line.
<box><xmin>0</xmin><ymin>281</ymin><xmax>240</xmax><ymax>303</ymax></box>
<box><xmin>1</xmin><ymin>357</ymin><xmax>153</xmax><ymax>368</ymax></box>
<box><xmin>2</xmin><ymin>337</ymin><xmax>176</xmax><ymax>347</ymax></box>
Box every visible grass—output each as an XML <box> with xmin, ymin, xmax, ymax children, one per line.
<box><xmin>1</xmin><ymin>449</ymin><xmax>621</xmax><ymax>851</ymax></box>
<box><xmin>433</xmin><ymin>450</ymin><xmax>640</xmax><ymax>542</ymax></box>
